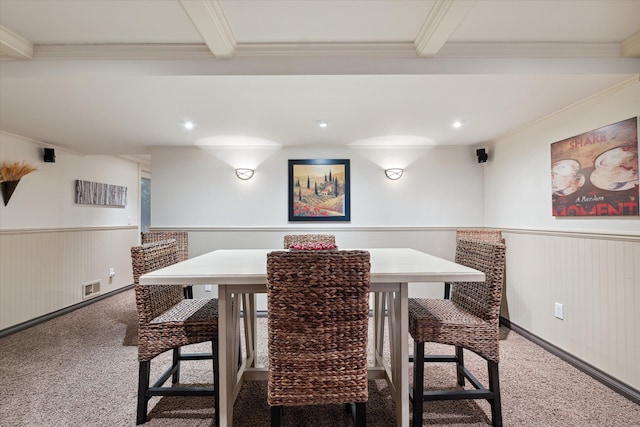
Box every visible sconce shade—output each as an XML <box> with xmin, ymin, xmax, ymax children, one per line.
<box><xmin>385</xmin><ymin>168</ymin><xmax>404</xmax><ymax>180</ymax></box>
<box><xmin>235</xmin><ymin>168</ymin><xmax>254</xmax><ymax>180</ymax></box>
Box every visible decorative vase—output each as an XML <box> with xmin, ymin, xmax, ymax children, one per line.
<box><xmin>2</xmin><ymin>179</ymin><xmax>20</xmax><ymax>206</ymax></box>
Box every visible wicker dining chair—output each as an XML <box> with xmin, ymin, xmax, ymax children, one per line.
<box><xmin>444</xmin><ymin>229</ymin><xmax>504</xmax><ymax>299</ymax></box>
<box><xmin>283</xmin><ymin>234</ymin><xmax>336</xmax><ymax>248</ymax></box>
<box><xmin>141</xmin><ymin>230</ymin><xmax>189</xmax><ymax>261</ymax></box>
<box><xmin>409</xmin><ymin>238</ymin><xmax>506</xmax><ymax>427</ymax></box>
<box><xmin>131</xmin><ymin>239</ymin><xmax>219</xmax><ymax>425</ymax></box>
<box><xmin>266</xmin><ymin>250</ymin><xmax>371</xmax><ymax>427</ymax></box>
<box><xmin>141</xmin><ymin>230</ymin><xmax>193</xmax><ymax>298</ymax></box>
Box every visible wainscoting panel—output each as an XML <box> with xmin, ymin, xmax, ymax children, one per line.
<box><xmin>501</xmin><ymin>230</ymin><xmax>640</xmax><ymax>392</ymax></box>
<box><xmin>0</xmin><ymin>227</ymin><xmax>139</xmax><ymax>331</ymax></box>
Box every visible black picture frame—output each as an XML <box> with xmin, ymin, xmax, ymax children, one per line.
<box><xmin>288</xmin><ymin>159</ymin><xmax>351</xmax><ymax>222</ymax></box>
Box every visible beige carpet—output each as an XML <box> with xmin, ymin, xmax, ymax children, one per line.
<box><xmin>1</xmin><ymin>289</ymin><xmax>638</xmax><ymax>426</ymax></box>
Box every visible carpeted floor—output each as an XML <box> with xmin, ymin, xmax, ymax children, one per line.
<box><xmin>1</xmin><ymin>289</ymin><xmax>638</xmax><ymax>426</ymax></box>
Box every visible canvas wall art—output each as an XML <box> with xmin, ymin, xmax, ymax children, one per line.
<box><xmin>551</xmin><ymin>117</ymin><xmax>638</xmax><ymax>217</ymax></box>
<box><xmin>75</xmin><ymin>180</ymin><xmax>127</xmax><ymax>207</ymax></box>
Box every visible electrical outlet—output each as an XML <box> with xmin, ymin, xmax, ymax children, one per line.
<box><xmin>204</xmin><ymin>284</ymin><xmax>213</xmax><ymax>292</ymax></box>
<box><xmin>554</xmin><ymin>302</ymin><xmax>564</xmax><ymax>320</ymax></box>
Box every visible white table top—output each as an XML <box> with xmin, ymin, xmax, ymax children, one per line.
<box><xmin>139</xmin><ymin>248</ymin><xmax>485</xmax><ymax>285</ymax></box>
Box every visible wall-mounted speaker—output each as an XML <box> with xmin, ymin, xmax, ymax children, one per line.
<box><xmin>44</xmin><ymin>148</ymin><xmax>56</xmax><ymax>163</ymax></box>
<box><xmin>476</xmin><ymin>148</ymin><xmax>488</xmax><ymax>163</ymax></box>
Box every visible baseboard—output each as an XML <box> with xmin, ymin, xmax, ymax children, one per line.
<box><xmin>0</xmin><ymin>285</ymin><xmax>134</xmax><ymax>339</ymax></box>
<box><xmin>500</xmin><ymin>317</ymin><xmax>640</xmax><ymax>405</ymax></box>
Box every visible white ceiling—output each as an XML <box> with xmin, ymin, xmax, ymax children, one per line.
<box><xmin>0</xmin><ymin>0</ymin><xmax>639</xmax><ymax>157</ymax></box>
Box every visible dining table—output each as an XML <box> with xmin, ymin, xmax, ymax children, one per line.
<box><xmin>139</xmin><ymin>247</ymin><xmax>485</xmax><ymax>427</ymax></box>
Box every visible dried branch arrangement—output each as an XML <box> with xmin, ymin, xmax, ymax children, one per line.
<box><xmin>0</xmin><ymin>161</ymin><xmax>37</xmax><ymax>182</ymax></box>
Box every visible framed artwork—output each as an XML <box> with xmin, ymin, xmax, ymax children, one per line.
<box><xmin>75</xmin><ymin>180</ymin><xmax>127</xmax><ymax>207</ymax></box>
<box><xmin>551</xmin><ymin>116</ymin><xmax>638</xmax><ymax>217</ymax></box>
<box><xmin>288</xmin><ymin>159</ymin><xmax>351</xmax><ymax>221</ymax></box>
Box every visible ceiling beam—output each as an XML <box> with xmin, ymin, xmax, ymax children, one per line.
<box><xmin>3</xmin><ymin>55</ymin><xmax>638</xmax><ymax>78</ymax></box>
<box><xmin>180</xmin><ymin>0</ymin><xmax>236</xmax><ymax>58</ymax></box>
<box><xmin>414</xmin><ymin>0</ymin><xmax>476</xmax><ymax>58</ymax></box>
<box><xmin>621</xmin><ymin>30</ymin><xmax>640</xmax><ymax>58</ymax></box>
<box><xmin>0</xmin><ymin>24</ymin><xmax>33</xmax><ymax>60</ymax></box>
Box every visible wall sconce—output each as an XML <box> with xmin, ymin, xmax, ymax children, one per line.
<box><xmin>384</xmin><ymin>168</ymin><xmax>404</xmax><ymax>180</ymax></box>
<box><xmin>235</xmin><ymin>168</ymin><xmax>254</xmax><ymax>180</ymax></box>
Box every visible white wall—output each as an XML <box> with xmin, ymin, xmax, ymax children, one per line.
<box><xmin>485</xmin><ymin>77</ymin><xmax>640</xmax><ymax>391</ymax></box>
<box><xmin>151</xmin><ymin>145</ymin><xmax>485</xmax><ymax>227</ymax></box>
<box><xmin>484</xmin><ymin>77</ymin><xmax>640</xmax><ymax>235</ymax></box>
<box><xmin>150</xmin><ymin>144</ymin><xmax>486</xmax><ymax>306</ymax></box>
<box><xmin>0</xmin><ymin>132</ymin><xmax>140</xmax><ymax>330</ymax></box>
<box><xmin>0</xmin><ymin>132</ymin><xmax>138</xmax><ymax>229</ymax></box>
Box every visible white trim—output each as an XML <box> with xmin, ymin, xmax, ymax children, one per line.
<box><xmin>622</xmin><ymin>30</ymin><xmax>640</xmax><ymax>58</ymax></box>
<box><xmin>148</xmin><ymin>226</ymin><xmax>639</xmax><ymax>240</ymax></box>
<box><xmin>0</xmin><ymin>24</ymin><xmax>33</xmax><ymax>60</ymax></box>
<box><xmin>414</xmin><ymin>0</ymin><xmax>476</xmax><ymax>58</ymax></box>
<box><xmin>437</xmin><ymin>42</ymin><xmax>622</xmax><ymax>58</ymax></box>
<box><xmin>233</xmin><ymin>42</ymin><xmax>417</xmax><ymax>57</ymax></box>
<box><xmin>498</xmin><ymin>228</ymin><xmax>640</xmax><ymax>242</ymax></box>
<box><xmin>33</xmin><ymin>43</ymin><xmax>213</xmax><ymax>60</ymax></box>
<box><xmin>487</xmin><ymin>76</ymin><xmax>639</xmax><ymax>144</ymax></box>
<box><xmin>24</xmin><ymin>41</ymin><xmax>630</xmax><ymax>62</ymax></box>
<box><xmin>0</xmin><ymin>225</ymin><xmax>138</xmax><ymax>235</ymax></box>
<box><xmin>180</xmin><ymin>0</ymin><xmax>236</xmax><ymax>58</ymax></box>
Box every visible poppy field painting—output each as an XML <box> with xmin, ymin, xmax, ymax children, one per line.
<box><xmin>288</xmin><ymin>159</ymin><xmax>351</xmax><ymax>222</ymax></box>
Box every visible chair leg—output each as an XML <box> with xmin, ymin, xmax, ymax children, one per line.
<box><xmin>444</xmin><ymin>282</ymin><xmax>451</xmax><ymax>299</ymax></box>
<box><xmin>345</xmin><ymin>402</ymin><xmax>366</xmax><ymax>427</ymax></box>
<box><xmin>213</xmin><ymin>340</ymin><xmax>220</xmax><ymax>427</ymax></box>
<box><xmin>455</xmin><ymin>346</ymin><xmax>465</xmax><ymax>386</ymax></box>
<box><xmin>488</xmin><ymin>361</ymin><xmax>503</xmax><ymax>427</ymax></box>
<box><xmin>184</xmin><ymin>285</ymin><xmax>193</xmax><ymax>299</ymax></box>
<box><xmin>412</xmin><ymin>341</ymin><xmax>425</xmax><ymax>427</ymax></box>
<box><xmin>172</xmin><ymin>347</ymin><xmax>180</xmax><ymax>383</ymax></box>
<box><xmin>136</xmin><ymin>361</ymin><xmax>151</xmax><ymax>425</ymax></box>
<box><xmin>271</xmin><ymin>406</ymin><xmax>283</xmax><ymax>427</ymax></box>
<box><xmin>355</xmin><ymin>402</ymin><xmax>366</xmax><ymax>427</ymax></box>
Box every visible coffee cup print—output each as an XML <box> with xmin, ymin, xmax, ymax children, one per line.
<box><xmin>590</xmin><ymin>145</ymin><xmax>638</xmax><ymax>191</ymax></box>
<box><xmin>552</xmin><ymin>159</ymin><xmax>585</xmax><ymax>196</ymax></box>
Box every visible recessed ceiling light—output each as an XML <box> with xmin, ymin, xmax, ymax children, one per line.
<box><xmin>452</xmin><ymin>120</ymin><xmax>463</xmax><ymax>129</ymax></box>
<box><xmin>183</xmin><ymin>121</ymin><xmax>195</xmax><ymax>130</ymax></box>
<box><xmin>316</xmin><ymin>120</ymin><xmax>329</xmax><ymax>128</ymax></box>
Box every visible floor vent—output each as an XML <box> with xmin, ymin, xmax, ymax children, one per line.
<box><xmin>83</xmin><ymin>281</ymin><xmax>101</xmax><ymax>299</ymax></box>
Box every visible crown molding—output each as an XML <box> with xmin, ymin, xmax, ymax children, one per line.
<box><xmin>180</xmin><ymin>0</ymin><xmax>236</xmax><ymax>58</ymax></box>
<box><xmin>0</xmin><ymin>24</ymin><xmax>33</xmax><ymax>60</ymax></box>
<box><xmin>27</xmin><ymin>41</ymin><xmax>626</xmax><ymax>62</ymax></box>
<box><xmin>234</xmin><ymin>42</ymin><xmax>417</xmax><ymax>57</ymax></box>
<box><xmin>621</xmin><ymin>30</ymin><xmax>640</xmax><ymax>58</ymax></box>
<box><xmin>437</xmin><ymin>42</ymin><xmax>622</xmax><ymax>58</ymax></box>
<box><xmin>32</xmin><ymin>43</ymin><xmax>213</xmax><ymax>60</ymax></box>
<box><xmin>493</xmin><ymin>76</ymin><xmax>639</xmax><ymax>144</ymax></box>
<box><xmin>414</xmin><ymin>0</ymin><xmax>475</xmax><ymax>57</ymax></box>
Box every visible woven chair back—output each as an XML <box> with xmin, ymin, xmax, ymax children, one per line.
<box><xmin>142</xmin><ymin>230</ymin><xmax>189</xmax><ymax>262</ymax></box>
<box><xmin>266</xmin><ymin>250</ymin><xmax>370</xmax><ymax>407</ymax></box>
<box><xmin>131</xmin><ymin>239</ymin><xmax>184</xmax><ymax>326</ymax></box>
<box><xmin>283</xmin><ymin>234</ymin><xmax>336</xmax><ymax>249</ymax></box>
<box><xmin>456</xmin><ymin>228</ymin><xmax>504</xmax><ymax>243</ymax></box>
<box><xmin>450</xmin><ymin>238</ymin><xmax>506</xmax><ymax>322</ymax></box>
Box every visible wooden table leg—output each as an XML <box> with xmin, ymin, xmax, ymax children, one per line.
<box><xmin>217</xmin><ymin>285</ymin><xmax>232</xmax><ymax>426</ymax></box>
<box><xmin>385</xmin><ymin>286</ymin><xmax>409</xmax><ymax>427</ymax></box>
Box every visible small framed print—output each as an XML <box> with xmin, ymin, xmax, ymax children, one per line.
<box><xmin>288</xmin><ymin>159</ymin><xmax>351</xmax><ymax>222</ymax></box>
